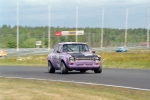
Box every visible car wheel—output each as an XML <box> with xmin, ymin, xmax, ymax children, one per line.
<box><xmin>94</xmin><ymin>66</ymin><xmax>102</xmax><ymax>73</ymax></box>
<box><xmin>48</xmin><ymin>61</ymin><xmax>55</xmax><ymax>73</ymax></box>
<box><xmin>60</xmin><ymin>62</ymin><xmax>68</xmax><ymax>74</ymax></box>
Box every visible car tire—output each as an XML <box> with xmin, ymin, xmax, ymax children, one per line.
<box><xmin>60</xmin><ymin>62</ymin><xmax>68</xmax><ymax>74</ymax></box>
<box><xmin>48</xmin><ymin>61</ymin><xmax>55</xmax><ymax>73</ymax></box>
<box><xmin>94</xmin><ymin>66</ymin><xmax>102</xmax><ymax>73</ymax></box>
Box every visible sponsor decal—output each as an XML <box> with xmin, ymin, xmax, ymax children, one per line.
<box><xmin>55</xmin><ymin>31</ymin><xmax>62</xmax><ymax>36</ymax></box>
<box><xmin>55</xmin><ymin>30</ymin><xmax>84</xmax><ymax>36</ymax></box>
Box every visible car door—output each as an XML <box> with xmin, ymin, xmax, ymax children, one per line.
<box><xmin>55</xmin><ymin>44</ymin><xmax>63</xmax><ymax>68</ymax></box>
<box><xmin>52</xmin><ymin>44</ymin><xmax>60</xmax><ymax>68</ymax></box>
<box><xmin>52</xmin><ymin>44</ymin><xmax>63</xmax><ymax>69</ymax></box>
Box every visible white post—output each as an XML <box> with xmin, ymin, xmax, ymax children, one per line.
<box><xmin>147</xmin><ymin>8</ymin><xmax>150</xmax><ymax>48</ymax></box>
<box><xmin>88</xmin><ymin>32</ymin><xmax>91</xmax><ymax>46</ymax></box>
<box><xmin>48</xmin><ymin>4</ymin><xmax>51</xmax><ymax>50</ymax></box>
<box><xmin>76</xmin><ymin>5</ymin><xmax>78</xmax><ymax>42</ymax></box>
<box><xmin>17</xmin><ymin>2</ymin><xmax>19</xmax><ymax>51</ymax></box>
<box><xmin>125</xmin><ymin>8</ymin><xmax>128</xmax><ymax>47</ymax></box>
<box><xmin>92</xmin><ymin>33</ymin><xmax>94</xmax><ymax>47</ymax></box>
<box><xmin>101</xmin><ymin>7</ymin><xmax>104</xmax><ymax>48</ymax></box>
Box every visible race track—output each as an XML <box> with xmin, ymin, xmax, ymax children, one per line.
<box><xmin>0</xmin><ymin>66</ymin><xmax>150</xmax><ymax>91</ymax></box>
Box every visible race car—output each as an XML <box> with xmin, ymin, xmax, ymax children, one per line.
<box><xmin>0</xmin><ymin>50</ymin><xmax>7</xmax><ymax>57</ymax></box>
<box><xmin>47</xmin><ymin>42</ymin><xmax>102</xmax><ymax>74</ymax></box>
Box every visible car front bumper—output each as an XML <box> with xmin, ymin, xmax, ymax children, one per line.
<box><xmin>67</xmin><ymin>60</ymin><xmax>101</xmax><ymax>69</ymax></box>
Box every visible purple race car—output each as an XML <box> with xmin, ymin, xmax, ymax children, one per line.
<box><xmin>47</xmin><ymin>42</ymin><xmax>102</xmax><ymax>74</ymax></box>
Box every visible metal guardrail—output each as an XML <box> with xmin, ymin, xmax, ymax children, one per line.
<box><xmin>1</xmin><ymin>48</ymin><xmax>53</xmax><ymax>57</ymax></box>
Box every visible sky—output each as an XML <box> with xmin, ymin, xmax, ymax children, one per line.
<box><xmin>0</xmin><ymin>0</ymin><xmax>150</xmax><ymax>29</ymax></box>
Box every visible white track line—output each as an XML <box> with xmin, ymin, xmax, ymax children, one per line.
<box><xmin>1</xmin><ymin>76</ymin><xmax>150</xmax><ymax>92</ymax></box>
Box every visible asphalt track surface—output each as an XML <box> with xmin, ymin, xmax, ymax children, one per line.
<box><xmin>0</xmin><ymin>66</ymin><xmax>150</xmax><ymax>91</ymax></box>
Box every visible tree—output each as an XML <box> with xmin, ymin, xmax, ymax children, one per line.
<box><xmin>21</xmin><ymin>38</ymin><xmax>37</xmax><ymax>48</ymax></box>
<box><xmin>5</xmin><ymin>34</ymin><xmax>16</xmax><ymax>48</ymax></box>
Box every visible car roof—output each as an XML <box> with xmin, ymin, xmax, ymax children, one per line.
<box><xmin>58</xmin><ymin>42</ymin><xmax>87</xmax><ymax>45</ymax></box>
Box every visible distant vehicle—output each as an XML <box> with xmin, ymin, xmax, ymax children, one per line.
<box><xmin>141</xmin><ymin>42</ymin><xmax>147</xmax><ymax>46</ymax></box>
<box><xmin>116</xmin><ymin>47</ymin><xmax>128</xmax><ymax>52</ymax></box>
<box><xmin>47</xmin><ymin>42</ymin><xmax>102</xmax><ymax>74</ymax></box>
<box><xmin>0</xmin><ymin>50</ymin><xmax>7</xmax><ymax>57</ymax></box>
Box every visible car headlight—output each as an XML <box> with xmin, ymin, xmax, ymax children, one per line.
<box><xmin>69</xmin><ymin>57</ymin><xmax>75</xmax><ymax>61</ymax></box>
<box><xmin>69</xmin><ymin>57</ymin><xmax>75</xmax><ymax>65</ymax></box>
<box><xmin>94</xmin><ymin>57</ymin><xmax>100</xmax><ymax>61</ymax></box>
<box><xmin>94</xmin><ymin>57</ymin><xmax>100</xmax><ymax>65</ymax></box>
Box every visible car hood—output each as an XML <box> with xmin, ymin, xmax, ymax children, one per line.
<box><xmin>68</xmin><ymin>52</ymin><xmax>97</xmax><ymax>58</ymax></box>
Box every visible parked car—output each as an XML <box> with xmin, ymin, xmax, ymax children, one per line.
<box><xmin>0</xmin><ymin>50</ymin><xmax>7</xmax><ymax>57</ymax></box>
<box><xmin>47</xmin><ymin>42</ymin><xmax>102</xmax><ymax>74</ymax></box>
<box><xmin>116</xmin><ymin>47</ymin><xmax>128</xmax><ymax>52</ymax></box>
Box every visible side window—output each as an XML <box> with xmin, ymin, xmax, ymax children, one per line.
<box><xmin>58</xmin><ymin>45</ymin><xmax>62</xmax><ymax>52</ymax></box>
<box><xmin>53</xmin><ymin>44</ymin><xmax>59</xmax><ymax>53</ymax></box>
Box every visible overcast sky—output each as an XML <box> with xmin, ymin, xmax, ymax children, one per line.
<box><xmin>0</xmin><ymin>0</ymin><xmax>150</xmax><ymax>29</ymax></box>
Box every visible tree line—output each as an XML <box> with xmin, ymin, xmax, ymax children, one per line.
<box><xmin>0</xmin><ymin>25</ymin><xmax>148</xmax><ymax>48</ymax></box>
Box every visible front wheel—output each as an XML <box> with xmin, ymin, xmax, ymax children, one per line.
<box><xmin>48</xmin><ymin>61</ymin><xmax>55</xmax><ymax>73</ymax></box>
<box><xmin>60</xmin><ymin>62</ymin><xmax>68</xmax><ymax>74</ymax></box>
<box><xmin>94</xmin><ymin>66</ymin><xmax>102</xmax><ymax>73</ymax></box>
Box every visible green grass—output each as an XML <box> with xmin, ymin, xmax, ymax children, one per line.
<box><xmin>99</xmin><ymin>50</ymin><xmax>150</xmax><ymax>69</ymax></box>
<box><xmin>0</xmin><ymin>77</ymin><xmax>150</xmax><ymax>100</ymax></box>
<box><xmin>0</xmin><ymin>50</ymin><xmax>150</xmax><ymax>69</ymax></box>
<box><xmin>0</xmin><ymin>50</ymin><xmax>150</xmax><ymax>100</ymax></box>
<box><xmin>0</xmin><ymin>55</ymin><xmax>47</xmax><ymax>66</ymax></box>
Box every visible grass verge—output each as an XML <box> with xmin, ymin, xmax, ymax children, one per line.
<box><xmin>0</xmin><ymin>50</ymin><xmax>150</xmax><ymax>69</ymax></box>
<box><xmin>0</xmin><ymin>77</ymin><xmax>150</xmax><ymax>100</ymax></box>
<box><xmin>100</xmin><ymin>50</ymin><xmax>150</xmax><ymax>69</ymax></box>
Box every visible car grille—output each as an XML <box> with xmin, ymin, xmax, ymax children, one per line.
<box><xmin>76</xmin><ymin>57</ymin><xmax>94</xmax><ymax>60</ymax></box>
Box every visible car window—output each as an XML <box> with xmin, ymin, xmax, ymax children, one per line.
<box><xmin>62</xmin><ymin>44</ymin><xmax>90</xmax><ymax>52</ymax></box>
<box><xmin>58</xmin><ymin>44</ymin><xmax>62</xmax><ymax>52</ymax></box>
<box><xmin>53</xmin><ymin>44</ymin><xmax>60</xmax><ymax>53</ymax></box>
<box><xmin>82</xmin><ymin>44</ymin><xmax>89</xmax><ymax>51</ymax></box>
<box><xmin>62</xmin><ymin>45</ymin><xmax>68</xmax><ymax>52</ymax></box>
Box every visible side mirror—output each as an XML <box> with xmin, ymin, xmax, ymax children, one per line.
<box><xmin>91</xmin><ymin>49</ymin><xmax>96</xmax><ymax>54</ymax></box>
<box><xmin>57</xmin><ymin>50</ymin><xmax>60</xmax><ymax>53</ymax></box>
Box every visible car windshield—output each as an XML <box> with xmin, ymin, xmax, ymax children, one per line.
<box><xmin>118</xmin><ymin>47</ymin><xmax>123</xmax><ymax>49</ymax></box>
<box><xmin>63</xmin><ymin>44</ymin><xmax>90</xmax><ymax>52</ymax></box>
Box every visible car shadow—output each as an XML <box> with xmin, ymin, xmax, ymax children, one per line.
<box><xmin>45</xmin><ymin>71</ymin><xmax>95</xmax><ymax>75</ymax></box>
